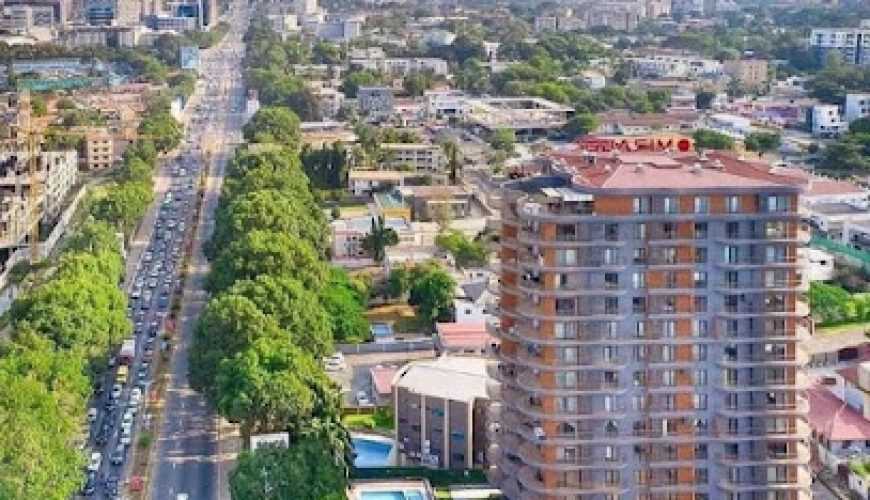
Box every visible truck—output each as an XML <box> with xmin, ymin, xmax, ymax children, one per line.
<box><xmin>120</xmin><ymin>339</ymin><xmax>136</xmax><ymax>365</ymax></box>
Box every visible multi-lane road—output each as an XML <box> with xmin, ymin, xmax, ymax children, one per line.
<box><xmin>80</xmin><ymin>3</ymin><xmax>249</xmax><ymax>499</ymax></box>
<box><xmin>148</xmin><ymin>4</ymin><xmax>249</xmax><ymax>500</ymax></box>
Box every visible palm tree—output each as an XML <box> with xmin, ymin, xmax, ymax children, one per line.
<box><xmin>442</xmin><ymin>140</ymin><xmax>461</xmax><ymax>185</ymax></box>
<box><xmin>362</xmin><ymin>216</ymin><xmax>399</xmax><ymax>263</ymax></box>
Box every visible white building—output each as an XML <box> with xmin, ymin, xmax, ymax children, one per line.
<box><xmin>812</xmin><ymin>104</ymin><xmax>847</xmax><ymax>138</ymax></box>
<box><xmin>846</xmin><ymin>93</ymin><xmax>870</xmax><ymax>124</ymax></box>
<box><xmin>630</xmin><ymin>53</ymin><xmax>722</xmax><ymax>78</ymax></box>
<box><xmin>350</xmin><ymin>57</ymin><xmax>449</xmax><ymax>77</ymax></box>
<box><xmin>578</xmin><ymin>70</ymin><xmax>606</xmax><ymax>90</ymax></box>
<box><xmin>810</xmin><ymin>27</ymin><xmax>870</xmax><ymax>66</ymax></box>
<box><xmin>294</xmin><ymin>0</ymin><xmax>318</xmax><ymax>15</ymax></box>
<box><xmin>331</xmin><ymin>216</ymin><xmax>414</xmax><ymax>260</ymax></box>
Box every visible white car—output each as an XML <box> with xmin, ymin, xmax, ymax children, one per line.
<box><xmin>120</xmin><ymin>427</ymin><xmax>132</xmax><ymax>446</ymax></box>
<box><xmin>87</xmin><ymin>407</ymin><xmax>98</xmax><ymax>423</ymax></box>
<box><xmin>356</xmin><ymin>391</ymin><xmax>371</xmax><ymax>406</ymax></box>
<box><xmin>111</xmin><ymin>384</ymin><xmax>123</xmax><ymax>400</ymax></box>
<box><xmin>87</xmin><ymin>451</ymin><xmax>102</xmax><ymax>472</ymax></box>
<box><xmin>122</xmin><ymin>410</ymin><xmax>133</xmax><ymax>426</ymax></box>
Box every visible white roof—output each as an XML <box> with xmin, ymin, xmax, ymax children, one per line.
<box><xmin>393</xmin><ymin>356</ymin><xmax>489</xmax><ymax>403</ymax></box>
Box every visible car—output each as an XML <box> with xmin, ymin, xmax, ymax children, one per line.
<box><xmin>87</xmin><ymin>407</ymin><xmax>98</xmax><ymax>423</ymax></box>
<box><xmin>110</xmin><ymin>444</ymin><xmax>126</xmax><ymax>465</ymax></box>
<box><xmin>94</xmin><ymin>381</ymin><xmax>104</xmax><ymax>396</ymax></box>
<box><xmin>148</xmin><ymin>278</ymin><xmax>158</xmax><ymax>289</ymax></box>
<box><xmin>130</xmin><ymin>288</ymin><xmax>141</xmax><ymax>299</ymax></box>
<box><xmin>149</xmin><ymin>321</ymin><xmax>159</xmax><ymax>336</ymax></box>
<box><xmin>87</xmin><ymin>451</ymin><xmax>102</xmax><ymax>472</ymax></box>
<box><xmin>356</xmin><ymin>391</ymin><xmax>371</xmax><ymax>406</ymax></box>
<box><xmin>120</xmin><ymin>427</ymin><xmax>132</xmax><ymax>446</ymax></box>
<box><xmin>105</xmin><ymin>476</ymin><xmax>119</xmax><ymax>496</ymax></box>
<box><xmin>111</xmin><ymin>383</ymin><xmax>122</xmax><ymax>400</ymax></box>
<box><xmin>108</xmin><ymin>356</ymin><xmax>116</xmax><ymax>368</ymax></box>
<box><xmin>143</xmin><ymin>291</ymin><xmax>153</xmax><ymax>303</ymax></box>
<box><xmin>82</xmin><ymin>472</ymin><xmax>97</xmax><ymax>496</ymax></box>
<box><xmin>138</xmin><ymin>367</ymin><xmax>149</xmax><ymax>381</ymax></box>
<box><xmin>143</xmin><ymin>252</ymin><xmax>153</xmax><ymax>263</ymax></box>
<box><xmin>158</xmin><ymin>296</ymin><xmax>169</xmax><ymax>310</ymax></box>
<box><xmin>121</xmin><ymin>410</ymin><xmax>134</xmax><ymax>426</ymax></box>
<box><xmin>130</xmin><ymin>387</ymin><xmax>142</xmax><ymax>402</ymax></box>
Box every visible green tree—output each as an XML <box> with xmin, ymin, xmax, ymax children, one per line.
<box><xmin>850</xmin><ymin>117</ymin><xmax>870</xmax><ymax>135</ymax></box>
<box><xmin>243</xmin><ymin>106</ymin><xmax>302</xmax><ymax>151</ymax></box>
<box><xmin>695</xmin><ymin>90</ymin><xmax>716</xmax><ymax>110</ymax></box>
<box><xmin>30</xmin><ymin>94</ymin><xmax>47</xmax><ymax>117</ymax></box>
<box><xmin>403</xmin><ymin>71</ymin><xmax>434</xmax><ymax>97</ymax></box>
<box><xmin>211</xmin><ymin>189</ymin><xmax>327</xmax><ymax>258</ymax></box>
<box><xmin>408</xmin><ymin>262</ymin><xmax>456</xmax><ymax>325</ymax></box>
<box><xmin>693</xmin><ymin>129</ymin><xmax>735</xmax><ymax>150</ymax></box>
<box><xmin>386</xmin><ymin>267</ymin><xmax>410</xmax><ymax>299</ymax></box>
<box><xmin>208</xmin><ymin>230</ymin><xmax>326</xmax><ymax>293</ymax></box>
<box><xmin>0</xmin><ymin>369</ymin><xmax>85</xmax><ymax>500</ymax></box>
<box><xmin>361</xmin><ymin>216</ymin><xmax>399</xmax><ymax>263</ymax></box>
<box><xmin>436</xmin><ymin>230</ymin><xmax>489</xmax><ymax>268</ymax></box>
<box><xmin>215</xmin><ymin>337</ymin><xmax>333</xmax><ymax>438</ymax></box>
<box><xmin>809</xmin><ymin>282</ymin><xmax>851</xmax><ymax>325</ymax></box>
<box><xmin>563</xmin><ymin>113</ymin><xmax>600</xmax><ymax>139</ymax></box>
<box><xmin>489</xmin><ymin>128</ymin><xmax>517</xmax><ymax>154</ymax></box>
<box><xmin>340</xmin><ymin>69</ymin><xmax>381</xmax><ymax>98</ymax></box>
<box><xmin>229</xmin><ymin>439</ymin><xmax>347</xmax><ymax>500</ymax></box>
<box><xmin>744</xmin><ymin>131</ymin><xmax>782</xmax><ymax>156</ymax></box>
<box><xmin>319</xmin><ymin>268</ymin><xmax>369</xmax><ymax>343</ymax></box>
<box><xmin>90</xmin><ymin>180</ymin><xmax>153</xmax><ymax>235</ymax></box>
<box><xmin>189</xmin><ymin>294</ymin><xmax>285</xmax><ymax>398</ymax></box>
<box><xmin>228</xmin><ymin>275</ymin><xmax>333</xmax><ymax>358</ymax></box>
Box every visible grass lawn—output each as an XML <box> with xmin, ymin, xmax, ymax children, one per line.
<box><xmin>342</xmin><ymin>407</ymin><xmax>394</xmax><ymax>432</ymax></box>
<box><xmin>817</xmin><ymin>320</ymin><xmax>870</xmax><ymax>336</ymax></box>
<box><xmin>435</xmin><ymin>489</ymin><xmax>451</xmax><ymax>499</ymax></box>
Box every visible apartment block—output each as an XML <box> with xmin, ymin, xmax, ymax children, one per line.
<box><xmin>380</xmin><ymin>143</ymin><xmax>445</xmax><ymax>173</ymax></box>
<box><xmin>723</xmin><ymin>59</ymin><xmax>769</xmax><ymax>92</ymax></box>
<box><xmin>810</xmin><ymin>27</ymin><xmax>870</xmax><ymax>66</ymax></box>
<box><xmin>811</xmin><ymin>104</ymin><xmax>846</xmax><ymax>138</ymax></box>
<box><xmin>84</xmin><ymin>128</ymin><xmax>113</xmax><ymax>170</ymax></box>
<box><xmin>394</xmin><ymin>356</ymin><xmax>490</xmax><ymax>470</ymax></box>
<box><xmin>357</xmin><ymin>86</ymin><xmax>394</xmax><ymax>122</ymax></box>
<box><xmin>489</xmin><ymin>150</ymin><xmax>811</xmax><ymax>499</ymax></box>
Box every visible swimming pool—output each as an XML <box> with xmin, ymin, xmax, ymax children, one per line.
<box><xmin>352</xmin><ymin>436</ymin><xmax>395</xmax><ymax>467</ymax></box>
<box><xmin>360</xmin><ymin>491</ymin><xmax>425</xmax><ymax>500</ymax></box>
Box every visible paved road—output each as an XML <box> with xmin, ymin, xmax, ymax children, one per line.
<box><xmin>149</xmin><ymin>4</ymin><xmax>249</xmax><ymax>500</ymax></box>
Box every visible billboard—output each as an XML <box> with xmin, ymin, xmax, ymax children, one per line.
<box><xmin>179</xmin><ymin>46</ymin><xmax>200</xmax><ymax>71</ymax></box>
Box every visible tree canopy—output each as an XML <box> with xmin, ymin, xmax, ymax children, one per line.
<box><xmin>693</xmin><ymin>129</ymin><xmax>735</xmax><ymax>151</ymax></box>
<box><xmin>243</xmin><ymin>106</ymin><xmax>302</xmax><ymax>151</ymax></box>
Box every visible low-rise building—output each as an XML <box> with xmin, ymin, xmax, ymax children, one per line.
<box><xmin>358</xmin><ymin>86</ymin><xmax>394</xmax><ymax>122</ymax></box>
<box><xmin>331</xmin><ymin>215</ymin><xmax>414</xmax><ymax>260</ymax></box>
<box><xmin>393</xmin><ymin>355</ymin><xmax>490</xmax><ymax>470</ymax></box>
<box><xmin>435</xmin><ymin>322</ymin><xmax>495</xmax><ymax>356</ymax></box>
<box><xmin>84</xmin><ymin>128</ymin><xmax>113</xmax><ymax>170</ymax></box>
<box><xmin>812</xmin><ymin>104</ymin><xmax>848</xmax><ymax>138</ymax></box>
<box><xmin>350</xmin><ymin>57</ymin><xmax>449</xmax><ymax>77</ymax></box>
<box><xmin>807</xmin><ymin>379</ymin><xmax>870</xmax><ymax>471</ymax></box>
<box><xmin>465</xmin><ymin>97</ymin><xmax>574</xmax><ymax>141</ymax></box>
<box><xmin>380</xmin><ymin>143</ymin><xmax>445</xmax><ymax>173</ymax></box>
<box><xmin>348</xmin><ymin>170</ymin><xmax>447</xmax><ymax>197</ymax></box>
<box><xmin>396</xmin><ymin>185</ymin><xmax>473</xmax><ymax>222</ymax></box>
<box><xmin>846</xmin><ymin>93</ymin><xmax>870</xmax><ymax>124</ymax></box>
<box><xmin>630</xmin><ymin>53</ymin><xmax>722</xmax><ymax>78</ymax></box>
<box><xmin>596</xmin><ymin>111</ymin><xmax>701</xmax><ymax>135</ymax></box>
<box><xmin>723</xmin><ymin>58</ymin><xmax>769</xmax><ymax>92</ymax></box>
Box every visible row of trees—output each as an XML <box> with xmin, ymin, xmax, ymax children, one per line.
<box><xmin>0</xmin><ymin>219</ymin><xmax>129</xmax><ymax>498</ymax></box>
<box><xmin>190</xmin><ymin>105</ymin><xmax>368</xmax><ymax>498</ymax></box>
<box><xmin>809</xmin><ymin>281</ymin><xmax>870</xmax><ymax>326</ymax></box>
<box><xmin>90</xmin><ymin>94</ymin><xmax>182</xmax><ymax>236</ymax></box>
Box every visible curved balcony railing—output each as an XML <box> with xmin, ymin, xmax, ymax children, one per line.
<box><xmin>517</xmin><ymin>465</ymin><xmax>630</xmax><ymax>497</ymax></box>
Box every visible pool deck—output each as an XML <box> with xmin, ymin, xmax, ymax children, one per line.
<box><xmin>347</xmin><ymin>479</ymin><xmax>434</xmax><ymax>500</ymax></box>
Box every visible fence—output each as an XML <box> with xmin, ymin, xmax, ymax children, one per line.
<box><xmin>810</xmin><ymin>235</ymin><xmax>870</xmax><ymax>272</ymax></box>
<box><xmin>336</xmin><ymin>339</ymin><xmax>435</xmax><ymax>355</ymax></box>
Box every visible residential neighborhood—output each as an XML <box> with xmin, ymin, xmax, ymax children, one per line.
<box><xmin>4</xmin><ymin>0</ymin><xmax>870</xmax><ymax>499</ymax></box>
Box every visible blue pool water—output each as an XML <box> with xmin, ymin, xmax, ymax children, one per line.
<box><xmin>360</xmin><ymin>492</ymin><xmax>424</xmax><ymax>500</ymax></box>
<box><xmin>352</xmin><ymin>437</ymin><xmax>393</xmax><ymax>467</ymax></box>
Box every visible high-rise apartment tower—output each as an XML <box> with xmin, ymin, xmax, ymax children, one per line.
<box><xmin>488</xmin><ymin>150</ymin><xmax>811</xmax><ymax>500</ymax></box>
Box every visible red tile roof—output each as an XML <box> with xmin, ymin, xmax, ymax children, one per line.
<box><xmin>555</xmin><ymin>151</ymin><xmax>803</xmax><ymax>191</ymax></box>
<box><xmin>807</xmin><ymin>384</ymin><xmax>870</xmax><ymax>441</ymax></box>
<box><xmin>370</xmin><ymin>365</ymin><xmax>398</xmax><ymax>396</ymax></box>
<box><xmin>435</xmin><ymin>322</ymin><xmax>493</xmax><ymax>350</ymax></box>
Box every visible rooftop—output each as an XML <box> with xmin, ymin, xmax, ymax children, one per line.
<box><xmin>370</xmin><ymin>365</ymin><xmax>398</xmax><ymax>396</ymax></box>
<box><xmin>807</xmin><ymin>384</ymin><xmax>870</xmax><ymax>441</ymax></box>
<box><xmin>554</xmin><ymin>151</ymin><xmax>803</xmax><ymax>191</ymax></box>
<box><xmin>435</xmin><ymin>322</ymin><xmax>494</xmax><ymax>351</ymax></box>
<box><xmin>392</xmin><ymin>355</ymin><xmax>489</xmax><ymax>403</ymax></box>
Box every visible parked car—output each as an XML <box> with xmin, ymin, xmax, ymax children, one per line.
<box><xmin>87</xmin><ymin>451</ymin><xmax>102</xmax><ymax>472</ymax></box>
